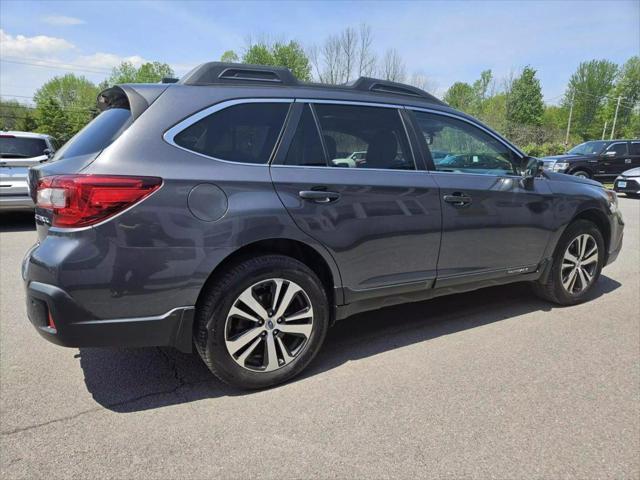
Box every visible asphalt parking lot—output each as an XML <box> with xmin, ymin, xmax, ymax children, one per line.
<box><xmin>1</xmin><ymin>198</ymin><xmax>638</xmax><ymax>479</ymax></box>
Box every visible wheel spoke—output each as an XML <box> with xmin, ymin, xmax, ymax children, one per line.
<box><xmin>579</xmin><ymin>266</ymin><xmax>592</xmax><ymax>287</ymax></box>
<box><xmin>237</xmin><ymin>289</ymin><xmax>269</xmax><ymax>321</ymax></box>
<box><xmin>563</xmin><ymin>268</ymin><xmax>578</xmax><ymax>291</ymax></box>
<box><xmin>271</xmin><ymin>279</ymin><xmax>283</xmax><ymax>311</ymax></box>
<box><xmin>581</xmin><ymin>251</ymin><xmax>598</xmax><ymax>266</ymax></box>
<box><xmin>564</xmin><ymin>250</ymin><xmax>579</xmax><ymax>265</ymax></box>
<box><xmin>279</xmin><ymin>322</ymin><xmax>313</xmax><ymax>337</ymax></box>
<box><xmin>235</xmin><ymin>336</ymin><xmax>262</xmax><ymax>364</ymax></box>
<box><xmin>276</xmin><ymin>336</ymin><xmax>294</xmax><ymax>364</ymax></box>
<box><xmin>579</xmin><ymin>235</ymin><xmax>588</xmax><ymax>258</ymax></box>
<box><xmin>283</xmin><ymin>307</ymin><xmax>313</xmax><ymax>322</ymax></box>
<box><xmin>228</xmin><ymin>305</ymin><xmax>262</xmax><ymax>324</ymax></box>
<box><xmin>226</xmin><ymin>327</ymin><xmax>263</xmax><ymax>356</ymax></box>
<box><xmin>264</xmin><ymin>334</ymin><xmax>280</xmax><ymax>371</ymax></box>
<box><xmin>274</xmin><ymin>282</ymin><xmax>302</xmax><ymax>319</ymax></box>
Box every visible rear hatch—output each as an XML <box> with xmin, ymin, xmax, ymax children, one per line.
<box><xmin>29</xmin><ymin>83</ymin><xmax>169</xmax><ymax>239</ymax></box>
<box><xmin>1</xmin><ymin>135</ymin><xmax>49</xmax><ymax>198</ymax></box>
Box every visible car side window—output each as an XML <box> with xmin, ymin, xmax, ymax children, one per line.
<box><xmin>412</xmin><ymin>111</ymin><xmax>518</xmax><ymax>175</ymax></box>
<box><xmin>283</xmin><ymin>105</ymin><xmax>327</xmax><ymax>166</ymax></box>
<box><xmin>630</xmin><ymin>142</ymin><xmax>640</xmax><ymax>155</ymax></box>
<box><xmin>313</xmin><ymin>104</ymin><xmax>415</xmax><ymax>170</ymax></box>
<box><xmin>174</xmin><ymin>103</ymin><xmax>290</xmax><ymax>164</ymax></box>
<box><xmin>605</xmin><ymin>142</ymin><xmax>628</xmax><ymax>156</ymax></box>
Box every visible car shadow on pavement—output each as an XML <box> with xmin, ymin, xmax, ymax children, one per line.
<box><xmin>78</xmin><ymin>275</ymin><xmax>621</xmax><ymax>413</ymax></box>
<box><xmin>0</xmin><ymin>212</ymin><xmax>35</xmax><ymax>232</ymax></box>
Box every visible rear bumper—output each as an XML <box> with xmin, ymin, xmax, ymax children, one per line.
<box><xmin>24</xmin><ymin>280</ymin><xmax>194</xmax><ymax>352</ymax></box>
<box><xmin>0</xmin><ymin>195</ymin><xmax>34</xmax><ymax>210</ymax></box>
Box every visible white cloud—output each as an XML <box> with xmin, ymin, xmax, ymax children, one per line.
<box><xmin>0</xmin><ymin>29</ymin><xmax>75</xmax><ymax>58</ymax></box>
<box><xmin>41</xmin><ymin>15</ymin><xmax>85</xmax><ymax>26</ymax></box>
<box><xmin>77</xmin><ymin>53</ymin><xmax>147</xmax><ymax>70</ymax></box>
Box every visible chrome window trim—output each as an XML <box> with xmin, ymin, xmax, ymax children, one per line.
<box><xmin>270</xmin><ymin>163</ymin><xmax>423</xmax><ymax>174</ymax></box>
<box><xmin>409</xmin><ymin>106</ymin><xmax>526</xmax><ymax>160</ymax></box>
<box><xmin>290</xmin><ymin>99</ymin><xmax>418</xmax><ymax>171</ymax></box>
<box><xmin>295</xmin><ymin>98</ymin><xmax>404</xmax><ymax>109</ymax></box>
<box><xmin>163</xmin><ymin>98</ymin><xmax>294</xmax><ymax>166</ymax></box>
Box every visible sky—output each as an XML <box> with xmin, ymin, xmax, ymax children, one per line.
<box><xmin>0</xmin><ymin>0</ymin><xmax>638</xmax><ymax>105</ymax></box>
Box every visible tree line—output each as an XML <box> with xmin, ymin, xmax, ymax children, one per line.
<box><xmin>1</xmin><ymin>24</ymin><xmax>638</xmax><ymax>154</ymax></box>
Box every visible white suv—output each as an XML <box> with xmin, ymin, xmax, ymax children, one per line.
<box><xmin>0</xmin><ymin>131</ymin><xmax>56</xmax><ymax>210</ymax></box>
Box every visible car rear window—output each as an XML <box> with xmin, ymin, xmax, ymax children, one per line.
<box><xmin>54</xmin><ymin>108</ymin><xmax>132</xmax><ymax>161</ymax></box>
<box><xmin>0</xmin><ymin>136</ymin><xmax>47</xmax><ymax>159</ymax></box>
<box><xmin>174</xmin><ymin>103</ymin><xmax>290</xmax><ymax>164</ymax></box>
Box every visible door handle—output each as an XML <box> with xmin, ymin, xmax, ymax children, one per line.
<box><xmin>443</xmin><ymin>192</ymin><xmax>472</xmax><ymax>207</ymax></box>
<box><xmin>299</xmin><ymin>190</ymin><xmax>340</xmax><ymax>203</ymax></box>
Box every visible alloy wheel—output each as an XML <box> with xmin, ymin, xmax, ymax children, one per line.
<box><xmin>561</xmin><ymin>234</ymin><xmax>598</xmax><ymax>295</ymax></box>
<box><xmin>224</xmin><ymin>279</ymin><xmax>314</xmax><ymax>372</ymax></box>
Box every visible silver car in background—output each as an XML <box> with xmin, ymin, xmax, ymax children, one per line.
<box><xmin>0</xmin><ymin>131</ymin><xmax>56</xmax><ymax>210</ymax></box>
<box><xmin>613</xmin><ymin>167</ymin><xmax>640</xmax><ymax>198</ymax></box>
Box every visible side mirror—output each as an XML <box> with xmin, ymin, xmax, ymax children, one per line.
<box><xmin>43</xmin><ymin>148</ymin><xmax>53</xmax><ymax>159</ymax></box>
<box><xmin>520</xmin><ymin>157</ymin><xmax>543</xmax><ymax>189</ymax></box>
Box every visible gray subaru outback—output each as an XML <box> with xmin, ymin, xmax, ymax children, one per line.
<box><xmin>23</xmin><ymin>62</ymin><xmax>624</xmax><ymax>389</ymax></box>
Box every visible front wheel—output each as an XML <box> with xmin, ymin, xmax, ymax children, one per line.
<box><xmin>533</xmin><ymin>219</ymin><xmax>605</xmax><ymax>305</ymax></box>
<box><xmin>194</xmin><ymin>255</ymin><xmax>329</xmax><ymax>389</ymax></box>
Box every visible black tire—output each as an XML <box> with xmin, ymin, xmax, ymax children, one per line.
<box><xmin>625</xmin><ymin>193</ymin><xmax>639</xmax><ymax>199</ymax></box>
<box><xmin>571</xmin><ymin>170</ymin><xmax>591</xmax><ymax>179</ymax></box>
<box><xmin>194</xmin><ymin>255</ymin><xmax>329</xmax><ymax>389</ymax></box>
<box><xmin>532</xmin><ymin>219</ymin><xmax>605</xmax><ymax>305</ymax></box>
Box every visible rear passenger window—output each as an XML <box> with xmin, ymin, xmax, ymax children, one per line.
<box><xmin>313</xmin><ymin>104</ymin><xmax>414</xmax><ymax>170</ymax></box>
<box><xmin>631</xmin><ymin>142</ymin><xmax>640</xmax><ymax>155</ymax></box>
<box><xmin>174</xmin><ymin>103</ymin><xmax>289</xmax><ymax>164</ymax></box>
<box><xmin>284</xmin><ymin>105</ymin><xmax>326</xmax><ymax>166</ymax></box>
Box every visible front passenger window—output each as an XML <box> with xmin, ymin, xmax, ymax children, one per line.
<box><xmin>413</xmin><ymin>111</ymin><xmax>517</xmax><ymax>175</ymax></box>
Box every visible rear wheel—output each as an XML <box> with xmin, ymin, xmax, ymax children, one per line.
<box><xmin>572</xmin><ymin>170</ymin><xmax>591</xmax><ymax>179</ymax></box>
<box><xmin>626</xmin><ymin>193</ymin><xmax>639</xmax><ymax>199</ymax></box>
<box><xmin>194</xmin><ymin>255</ymin><xmax>329</xmax><ymax>389</ymax></box>
<box><xmin>533</xmin><ymin>220</ymin><xmax>604</xmax><ymax>305</ymax></box>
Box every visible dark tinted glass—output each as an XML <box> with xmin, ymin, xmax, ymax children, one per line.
<box><xmin>175</xmin><ymin>103</ymin><xmax>289</xmax><ymax>164</ymax></box>
<box><xmin>313</xmin><ymin>104</ymin><xmax>414</xmax><ymax>170</ymax></box>
<box><xmin>0</xmin><ymin>137</ymin><xmax>47</xmax><ymax>158</ymax></box>
<box><xmin>414</xmin><ymin>111</ymin><xmax>516</xmax><ymax>175</ymax></box>
<box><xmin>284</xmin><ymin>105</ymin><xmax>326</xmax><ymax>166</ymax></box>
<box><xmin>630</xmin><ymin>142</ymin><xmax>640</xmax><ymax>155</ymax></box>
<box><xmin>605</xmin><ymin>142</ymin><xmax>628</xmax><ymax>156</ymax></box>
<box><xmin>54</xmin><ymin>108</ymin><xmax>132</xmax><ymax>160</ymax></box>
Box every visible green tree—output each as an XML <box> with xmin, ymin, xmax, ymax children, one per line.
<box><xmin>106</xmin><ymin>61</ymin><xmax>175</xmax><ymax>85</ymax></box>
<box><xmin>242</xmin><ymin>41</ymin><xmax>312</xmax><ymax>81</ymax></box>
<box><xmin>601</xmin><ymin>56</ymin><xmax>640</xmax><ymax>138</ymax></box>
<box><xmin>443</xmin><ymin>82</ymin><xmax>475</xmax><ymax>112</ymax></box>
<box><xmin>34</xmin><ymin>97</ymin><xmax>70</xmax><ymax>141</ymax></box>
<box><xmin>506</xmin><ymin>66</ymin><xmax>544</xmax><ymax>127</ymax></box>
<box><xmin>563</xmin><ymin>59</ymin><xmax>618</xmax><ymax>140</ymax></box>
<box><xmin>0</xmin><ymin>100</ymin><xmax>37</xmax><ymax>131</ymax></box>
<box><xmin>33</xmin><ymin>74</ymin><xmax>99</xmax><ymax>142</ymax></box>
<box><xmin>220</xmin><ymin>50</ymin><xmax>239</xmax><ymax>63</ymax></box>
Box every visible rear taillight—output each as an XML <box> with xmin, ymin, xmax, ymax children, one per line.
<box><xmin>36</xmin><ymin>175</ymin><xmax>162</xmax><ymax>227</ymax></box>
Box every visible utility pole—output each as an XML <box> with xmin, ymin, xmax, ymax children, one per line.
<box><xmin>601</xmin><ymin>121</ymin><xmax>608</xmax><ymax>140</ymax></box>
<box><xmin>565</xmin><ymin>90</ymin><xmax>575</xmax><ymax>146</ymax></box>
<box><xmin>610</xmin><ymin>96</ymin><xmax>621</xmax><ymax>140</ymax></box>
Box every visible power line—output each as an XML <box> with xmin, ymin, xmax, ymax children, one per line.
<box><xmin>0</xmin><ymin>58</ymin><xmax>113</xmax><ymax>76</ymax></box>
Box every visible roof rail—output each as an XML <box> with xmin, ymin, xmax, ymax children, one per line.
<box><xmin>349</xmin><ymin>77</ymin><xmax>445</xmax><ymax>105</ymax></box>
<box><xmin>181</xmin><ymin>62</ymin><xmax>299</xmax><ymax>86</ymax></box>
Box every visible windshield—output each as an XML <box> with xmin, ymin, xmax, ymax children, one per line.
<box><xmin>0</xmin><ymin>136</ymin><xmax>47</xmax><ymax>159</ymax></box>
<box><xmin>54</xmin><ymin>108</ymin><xmax>132</xmax><ymax>161</ymax></box>
<box><xmin>568</xmin><ymin>141</ymin><xmax>607</xmax><ymax>155</ymax></box>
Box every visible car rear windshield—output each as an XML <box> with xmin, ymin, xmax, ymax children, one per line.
<box><xmin>0</xmin><ymin>136</ymin><xmax>47</xmax><ymax>159</ymax></box>
<box><xmin>53</xmin><ymin>108</ymin><xmax>132</xmax><ymax>161</ymax></box>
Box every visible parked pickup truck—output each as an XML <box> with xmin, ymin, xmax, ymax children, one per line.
<box><xmin>541</xmin><ymin>139</ymin><xmax>640</xmax><ymax>179</ymax></box>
